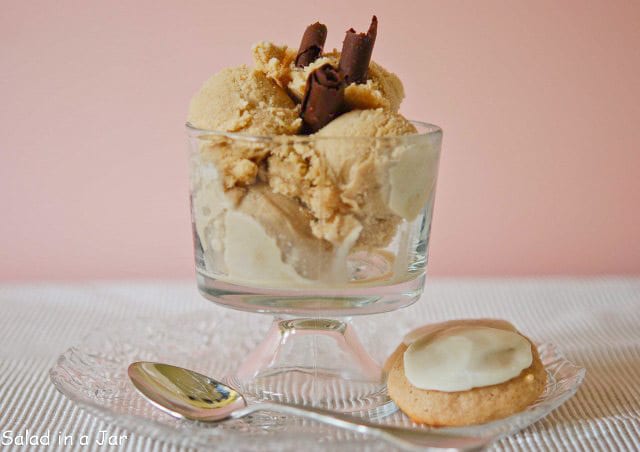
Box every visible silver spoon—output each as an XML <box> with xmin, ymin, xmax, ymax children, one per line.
<box><xmin>128</xmin><ymin>362</ymin><xmax>490</xmax><ymax>451</ymax></box>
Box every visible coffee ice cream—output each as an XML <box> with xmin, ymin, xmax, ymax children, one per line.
<box><xmin>188</xmin><ymin>17</ymin><xmax>440</xmax><ymax>288</ymax></box>
<box><xmin>188</xmin><ymin>65</ymin><xmax>301</xmax><ymax>135</ymax></box>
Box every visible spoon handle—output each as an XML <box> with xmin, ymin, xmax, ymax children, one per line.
<box><xmin>230</xmin><ymin>402</ymin><xmax>490</xmax><ymax>451</ymax></box>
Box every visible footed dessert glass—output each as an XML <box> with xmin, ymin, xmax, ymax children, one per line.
<box><xmin>187</xmin><ymin>121</ymin><xmax>442</xmax><ymax>413</ymax></box>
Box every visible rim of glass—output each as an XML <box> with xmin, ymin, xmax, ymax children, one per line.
<box><xmin>185</xmin><ymin>120</ymin><xmax>441</xmax><ymax>143</ymax></box>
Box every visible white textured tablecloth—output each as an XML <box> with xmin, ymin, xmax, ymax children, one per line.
<box><xmin>1</xmin><ymin>278</ymin><xmax>639</xmax><ymax>451</ymax></box>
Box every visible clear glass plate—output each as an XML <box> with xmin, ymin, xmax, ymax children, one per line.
<box><xmin>49</xmin><ymin>309</ymin><xmax>585</xmax><ymax>451</ymax></box>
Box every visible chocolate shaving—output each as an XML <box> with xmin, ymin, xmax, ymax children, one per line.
<box><xmin>338</xmin><ymin>15</ymin><xmax>377</xmax><ymax>84</ymax></box>
<box><xmin>295</xmin><ymin>22</ymin><xmax>328</xmax><ymax>68</ymax></box>
<box><xmin>300</xmin><ymin>64</ymin><xmax>346</xmax><ymax>134</ymax></box>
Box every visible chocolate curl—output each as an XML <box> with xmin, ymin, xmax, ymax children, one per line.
<box><xmin>295</xmin><ymin>22</ymin><xmax>328</xmax><ymax>68</ymax></box>
<box><xmin>338</xmin><ymin>15</ymin><xmax>377</xmax><ymax>84</ymax></box>
<box><xmin>300</xmin><ymin>64</ymin><xmax>346</xmax><ymax>134</ymax></box>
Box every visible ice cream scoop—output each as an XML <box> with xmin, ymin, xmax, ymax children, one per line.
<box><xmin>226</xmin><ymin>184</ymin><xmax>336</xmax><ymax>282</ymax></box>
<box><xmin>317</xmin><ymin>110</ymin><xmax>439</xmax><ymax>223</ymax></box>
<box><xmin>315</xmin><ymin>108</ymin><xmax>416</xmax><ymax>137</ymax></box>
<box><xmin>188</xmin><ymin>65</ymin><xmax>301</xmax><ymax>135</ymax></box>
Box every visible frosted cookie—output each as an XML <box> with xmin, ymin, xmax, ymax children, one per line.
<box><xmin>386</xmin><ymin>319</ymin><xmax>546</xmax><ymax>426</ymax></box>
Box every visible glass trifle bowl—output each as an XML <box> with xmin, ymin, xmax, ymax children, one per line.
<box><xmin>187</xmin><ymin>121</ymin><xmax>442</xmax><ymax>413</ymax></box>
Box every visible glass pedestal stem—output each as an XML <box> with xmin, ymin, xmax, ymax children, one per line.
<box><xmin>228</xmin><ymin>317</ymin><xmax>395</xmax><ymax>415</ymax></box>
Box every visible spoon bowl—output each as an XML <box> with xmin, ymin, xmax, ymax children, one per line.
<box><xmin>128</xmin><ymin>362</ymin><xmax>247</xmax><ymax>421</ymax></box>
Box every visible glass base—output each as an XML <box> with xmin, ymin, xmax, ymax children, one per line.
<box><xmin>196</xmin><ymin>272</ymin><xmax>426</xmax><ymax>316</ymax></box>
<box><xmin>226</xmin><ymin>317</ymin><xmax>397</xmax><ymax>417</ymax></box>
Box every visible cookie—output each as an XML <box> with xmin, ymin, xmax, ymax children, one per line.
<box><xmin>386</xmin><ymin>320</ymin><xmax>547</xmax><ymax>426</ymax></box>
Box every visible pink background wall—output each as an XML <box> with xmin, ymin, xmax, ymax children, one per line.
<box><xmin>1</xmin><ymin>1</ymin><xmax>639</xmax><ymax>281</ymax></box>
